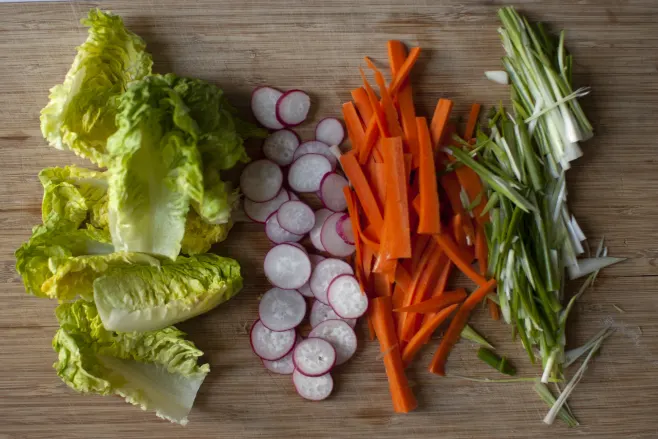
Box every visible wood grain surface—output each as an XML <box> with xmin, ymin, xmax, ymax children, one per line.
<box><xmin>1</xmin><ymin>1</ymin><xmax>657</xmax><ymax>438</ymax></box>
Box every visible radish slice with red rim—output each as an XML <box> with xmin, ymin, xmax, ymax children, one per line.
<box><xmin>309</xmin><ymin>208</ymin><xmax>333</xmax><ymax>252</ymax></box>
<box><xmin>288</xmin><ymin>154</ymin><xmax>332</xmax><ymax>193</ymax></box>
<box><xmin>264</xmin><ymin>243</ymin><xmax>312</xmax><ymax>289</ymax></box>
<box><xmin>262</xmin><ymin>338</ymin><xmax>299</xmax><ymax>375</ymax></box>
<box><xmin>310</xmin><ymin>258</ymin><xmax>353</xmax><ymax>305</ymax></box>
<box><xmin>263</xmin><ymin>129</ymin><xmax>300</xmax><ymax>166</ymax></box>
<box><xmin>321</xmin><ymin>212</ymin><xmax>356</xmax><ymax>257</ymax></box>
<box><xmin>309</xmin><ymin>300</ymin><xmax>356</xmax><ymax>328</ymax></box>
<box><xmin>276</xmin><ymin>90</ymin><xmax>311</xmax><ymax>127</ymax></box>
<box><xmin>298</xmin><ymin>254</ymin><xmax>326</xmax><ymax>298</ymax></box>
<box><xmin>327</xmin><ymin>274</ymin><xmax>368</xmax><ymax>319</ymax></box>
<box><xmin>319</xmin><ymin>173</ymin><xmax>349</xmax><ymax>212</ymax></box>
<box><xmin>336</xmin><ymin>214</ymin><xmax>355</xmax><ymax>245</ymax></box>
<box><xmin>251</xmin><ymin>87</ymin><xmax>284</xmax><ymax>130</ymax></box>
<box><xmin>244</xmin><ymin>188</ymin><xmax>289</xmax><ymax>223</ymax></box>
<box><xmin>265</xmin><ymin>212</ymin><xmax>303</xmax><ymax>244</ymax></box>
<box><xmin>276</xmin><ymin>201</ymin><xmax>315</xmax><ymax>235</ymax></box>
<box><xmin>292</xmin><ymin>369</ymin><xmax>333</xmax><ymax>401</ymax></box>
<box><xmin>308</xmin><ymin>319</ymin><xmax>357</xmax><ymax>365</ymax></box>
<box><xmin>240</xmin><ymin>159</ymin><xmax>283</xmax><ymax>202</ymax></box>
<box><xmin>250</xmin><ymin>319</ymin><xmax>296</xmax><ymax>361</ymax></box>
<box><xmin>292</xmin><ymin>337</ymin><xmax>336</xmax><ymax>377</ymax></box>
<box><xmin>315</xmin><ymin>117</ymin><xmax>345</xmax><ymax>146</ymax></box>
<box><xmin>259</xmin><ymin>287</ymin><xmax>307</xmax><ymax>331</ymax></box>
<box><xmin>293</xmin><ymin>141</ymin><xmax>338</xmax><ymax>169</ymax></box>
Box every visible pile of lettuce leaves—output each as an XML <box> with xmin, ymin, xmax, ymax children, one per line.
<box><xmin>16</xmin><ymin>9</ymin><xmax>264</xmax><ymax>425</ymax></box>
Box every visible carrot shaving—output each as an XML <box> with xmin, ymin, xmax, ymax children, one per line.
<box><xmin>360</xmin><ymin>68</ymin><xmax>389</xmax><ymax>138</ymax></box>
<box><xmin>370</xmin><ymin>162</ymin><xmax>387</xmax><ymax>211</ymax></box>
<box><xmin>362</xmin><ymin>241</ymin><xmax>375</xmax><ymax>280</ymax></box>
<box><xmin>401</xmin><ymin>304</ymin><xmax>458</xmax><ymax>366</ymax></box>
<box><xmin>395</xmin><ymin>289</ymin><xmax>466</xmax><ymax>314</ymax></box>
<box><xmin>420</xmin><ymin>260</ymin><xmax>453</xmax><ymax>327</ymax></box>
<box><xmin>351</xmin><ymin>87</ymin><xmax>373</xmax><ymax>127</ymax></box>
<box><xmin>344</xmin><ymin>187</ymin><xmax>366</xmax><ymax>292</ymax></box>
<box><xmin>433</xmin><ymin>233</ymin><xmax>487</xmax><ymax>286</ymax></box>
<box><xmin>391</xmin><ymin>283</ymin><xmax>406</xmax><ymax>332</ymax></box>
<box><xmin>394</xmin><ymin>264</ymin><xmax>412</xmax><ymax>294</ymax></box>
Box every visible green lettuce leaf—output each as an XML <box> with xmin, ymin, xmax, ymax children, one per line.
<box><xmin>180</xmin><ymin>211</ymin><xmax>232</xmax><ymax>255</ymax></box>
<box><xmin>93</xmin><ymin>253</ymin><xmax>242</xmax><ymax>332</ymax></box>
<box><xmin>40</xmin><ymin>9</ymin><xmax>152</xmax><ymax>166</ymax></box>
<box><xmin>53</xmin><ymin>300</ymin><xmax>208</xmax><ymax>425</ymax></box>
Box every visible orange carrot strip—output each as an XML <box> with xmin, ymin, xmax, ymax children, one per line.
<box><xmin>371</xmin><ymin>296</ymin><xmax>418</xmax><ymax>413</ymax></box>
<box><xmin>420</xmin><ymin>260</ymin><xmax>453</xmax><ymax>326</ymax></box>
<box><xmin>416</xmin><ymin>117</ymin><xmax>441</xmax><ymax>234</ymax></box>
<box><xmin>361</xmin><ymin>224</ymin><xmax>381</xmax><ymax>253</ymax></box>
<box><xmin>351</xmin><ymin>87</ymin><xmax>373</xmax><ymax>127</ymax></box>
<box><xmin>391</xmin><ymin>283</ymin><xmax>406</xmax><ymax>332</ymax></box>
<box><xmin>372</xmin><ymin>272</ymin><xmax>393</xmax><ymax>297</ymax></box>
<box><xmin>439</xmin><ymin>172</ymin><xmax>476</xmax><ymax>241</ymax></box>
<box><xmin>401</xmin><ymin>304</ymin><xmax>458</xmax><ymax>366</ymax></box>
<box><xmin>342</xmin><ymin>102</ymin><xmax>365</xmax><ymax>154</ymax></box>
<box><xmin>394</xmin><ymin>264</ymin><xmax>412</xmax><ymax>294</ymax></box>
<box><xmin>340</xmin><ymin>153</ymin><xmax>384</xmax><ymax>233</ymax></box>
<box><xmin>362</xmin><ymin>242</ymin><xmax>374</xmax><ymax>281</ymax></box>
<box><xmin>430</xmin><ymin>99</ymin><xmax>454</xmax><ymax>151</ymax></box>
<box><xmin>433</xmin><ymin>233</ymin><xmax>487</xmax><ymax>286</ymax></box>
<box><xmin>397</xmin><ymin>239</ymin><xmax>436</xmax><ymax>339</ymax></box>
<box><xmin>395</xmin><ymin>289</ymin><xmax>466</xmax><ymax>313</ymax></box>
<box><xmin>388</xmin><ymin>47</ymin><xmax>422</xmax><ymax>97</ymax></box>
<box><xmin>463</xmin><ymin>103</ymin><xmax>481</xmax><ymax>141</ymax></box>
<box><xmin>371</xmin><ymin>162</ymin><xmax>387</xmax><ymax>211</ymax></box>
<box><xmin>380</xmin><ymin>137</ymin><xmax>411</xmax><ymax>260</ymax></box>
<box><xmin>365</xmin><ymin>59</ymin><xmax>403</xmax><ymax>138</ymax></box>
<box><xmin>344</xmin><ymin>187</ymin><xmax>366</xmax><ymax>291</ymax></box>
<box><xmin>359</xmin><ymin>116</ymin><xmax>381</xmax><ymax>164</ymax></box>
<box><xmin>429</xmin><ymin>279</ymin><xmax>497</xmax><ymax>375</ymax></box>
<box><xmin>360</xmin><ymin>68</ymin><xmax>389</xmax><ymax>138</ymax></box>
<box><xmin>454</xmin><ymin>163</ymin><xmax>488</xmax><ymax>225</ymax></box>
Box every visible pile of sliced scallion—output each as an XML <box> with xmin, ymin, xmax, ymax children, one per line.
<box><xmin>446</xmin><ymin>6</ymin><xmax>624</xmax><ymax>426</ymax></box>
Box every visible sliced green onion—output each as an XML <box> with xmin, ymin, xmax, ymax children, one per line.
<box><xmin>477</xmin><ymin>348</ymin><xmax>517</xmax><ymax>376</ymax></box>
<box><xmin>461</xmin><ymin>324</ymin><xmax>495</xmax><ymax>350</ymax></box>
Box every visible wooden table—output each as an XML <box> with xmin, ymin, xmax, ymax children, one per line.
<box><xmin>1</xmin><ymin>1</ymin><xmax>657</xmax><ymax>437</ymax></box>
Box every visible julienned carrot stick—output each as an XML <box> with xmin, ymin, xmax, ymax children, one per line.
<box><xmin>433</xmin><ymin>233</ymin><xmax>487</xmax><ymax>286</ymax></box>
<box><xmin>360</xmin><ymin>68</ymin><xmax>390</xmax><ymax>138</ymax></box>
<box><xmin>340</xmin><ymin>153</ymin><xmax>384</xmax><ymax>233</ymax></box>
<box><xmin>395</xmin><ymin>264</ymin><xmax>412</xmax><ymax>294</ymax></box>
<box><xmin>454</xmin><ymin>163</ymin><xmax>488</xmax><ymax>225</ymax></box>
<box><xmin>387</xmin><ymin>46</ymin><xmax>422</xmax><ymax>97</ymax></box>
<box><xmin>463</xmin><ymin>103</ymin><xmax>481</xmax><ymax>141</ymax></box>
<box><xmin>361</xmin><ymin>224</ymin><xmax>381</xmax><ymax>253</ymax></box>
<box><xmin>397</xmin><ymin>239</ymin><xmax>436</xmax><ymax>339</ymax></box>
<box><xmin>411</xmin><ymin>234</ymin><xmax>430</xmax><ymax>272</ymax></box>
<box><xmin>416</xmin><ymin>117</ymin><xmax>441</xmax><ymax>234</ymax></box>
<box><xmin>428</xmin><ymin>279</ymin><xmax>497</xmax><ymax>376</ymax></box>
<box><xmin>365</xmin><ymin>58</ymin><xmax>403</xmax><ymax>138</ymax></box>
<box><xmin>342</xmin><ymin>102</ymin><xmax>365</xmax><ymax>154</ymax></box>
<box><xmin>391</xmin><ymin>283</ymin><xmax>406</xmax><ymax>332</ymax></box>
<box><xmin>370</xmin><ymin>162</ymin><xmax>387</xmax><ymax>211</ymax></box>
<box><xmin>395</xmin><ymin>289</ymin><xmax>466</xmax><ymax>313</ymax></box>
<box><xmin>401</xmin><ymin>304</ymin><xmax>458</xmax><ymax>366</ymax></box>
<box><xmin>351</xmin><ymin>87</ymin><xmax>373</xmax><ymax>126</ymax></box>
<box><xmin>372</xmin><ymin>272</ymin><xmax>392</xmax><ymax>297</ymax></box>
<box><xmin>421</xmin><ymin>261</ymin><xmax>453</xmax><ymax>327</ymax></box>
<box><xmin>344</xmin><ymin>187</ymin><xmax>366</xmax><ymax>292</ymax></box>
<box><xmin>475</xmin><ymin>223</ymin><xmax>488</xmax><ymax>277</ymax></box>
<box><xmin>380</xmin><ymin>137</ymin><xmax>411</xmax><ymax>260</ymax></box>
<box><xmin>371</xmin><ymin>296</ymin><xmax>418</xmax><ymax>413</ymax></box>
<box><xmin>430</xmin><ymin>98</ymin><xmax>454</xmax><ymax>151</ymax></box>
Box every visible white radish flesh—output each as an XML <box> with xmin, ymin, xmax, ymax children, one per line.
<box><xmin>319</xmin><ymin>173</ymin><xmax>349</xmax><ymax>212</ymax></box>
<box><xmin>263</xmin><ymin>243</ymin><xmax>312</xmax><ymax>289</ymax></box>
<box><xmin>321</xmin><ymin>212</ymin><xmax>356</xmax><ymax>257</ymax></box>
<box><xmin>293</xmin><ymin>337</ymin><xmax>336</xmax><ymax>377</ymax></box>
<box><xmin>309</xmin><ymin>209</ymin><xmax>333</xmax><ymax>252</ymax></box>
<box><xmin>276</xmin><ymin>201</ymin><xmax>315</xmax><ymax>235</ymax></box>
<box><xmin>250</xmin><ymin>319</ymin><xmax>296</xmax><ymax>361</ymax></box>
<box><xmin>308</xmin><ymin>319</ymin><xmax>357</xmax><ymax>365</ymax></box>
<box><xmin>276</xmin><ymin>90</ymin><xmax>311</xmax><ymax>127</ymax></box>
<box><xmin>335</xmin><ymin>214</ymin><xmax>355</xmax><ymax>245</ymax></box>
<box><xmin>293</xmin><ymin>141</ymin><xmax>338</xmax><ymax>169</ymax></box>
<box><xmin>244</xmin><ymin>188</ymin><xmax>289</xmax><ymax>223</ymax></box>
<box><xmin>309</xmin><ymin>300</ymin><xmax>356</xmax><ymax>328</ymax></box>
<box><xmin>262</xmin><ymin>339</ymin><xmax>299</xmax><ymax>375</ymax></box>
<box><xmin>292</xmin><ymin>369</ymin><xmax>333</xmax><ymax>401</ymax></box>
<box><xmin>288</xmin><ymin>154</ymin><xmax>333</xmax><ymax>193</ymax></box>
<box><xmin>240</xmin><ymin>159</ymin><xmax>283</xmax><ymax>202</ymax></box>
<box><xmin>251</xmin><ymin>87</ymin><xmax>284</xmax><ymax>130</ymax></box>
<box><xmin>327</xmin><ymin>274</ymin><xmax>368</xmax><ymax>319</ymax></box>
<box><xmin>298</xmin><ymin>254</ymin><xmax>326</xmax><ymax>298</ymax></box>
<box><xmin>310</xmin><ymin>258</ymin><xmax>353</xmax><ymax>305</ymax></box>
<box><xmin>265</xmin><ymin>212</ymin><xmax>303</xmax><ymax>244</ymax></box>
<box><xmin>315</xmin><ymin>117</ymin><xmax>345</xmax><ymax>146</ymax></box>
<box><xmin>263</xmin><ymin>129</ymin><xmax>300</xmax><ymax>166</ymax></box>
<box><xmin>259</xmin><ymin>287</ymin><xmax>307</xmax><ymax>331</ymax></box>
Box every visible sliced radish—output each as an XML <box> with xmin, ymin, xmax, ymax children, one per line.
<box><xmin>309</xmin><ymin>208</ymin><xmax>333</xmax><ymax>252</ymax></box>
<box><xmin>240</xmin><ymin>159</ymin><xmax>283</xmax><ymax>202</ymax></box>
<box><xmin>244</xmin><ymin>188</ymin><xmax>289</xmax><ymax>223</ymax></box>
<box><xmin>263</xmin><ymin>129</ymin><xmax>300</xmax><ymax>166</ymax></box>
<box><xmin>309</xmin><ymin>319</ymin><xmax>357</xmax><ymax>365</ymax></box>
<box><xmin>250</xmin><ymin>319</ymin><xmax>296</xmax><ymax>361</ymax></box>
<box><xmin>321</xmin><ymin>212</ymin><xmax>356</xmax><ymax>257</ymax></box>
<box><xmin>309</xmin><ymin>300</ymin><xmax>356</xmax><ymax>328</ymax></box>
<box><xmin>259</xmin><ymin>287</ymin><xmax>307</xmax><ymax>331</ymax></box>
<box><xmin>298</xmin><ymin>254</ymin><xmax>326</xmax><ymax>298</ymax></box>
<box><xmin>288</xmin><ymin>154</ymin><xmax>332</xmax><ymax>193</ymax></box>
<box><xmin>293</xmin><ymin>337</ymin><xmax>336</xmax><ymax>377</ymax></box>
<box><xmin>264</xmin><ymin>243</ymin><xmax>312</xmax><ymax>290</ymax></box>
<box><xmin>336</xmin><ymin>214</ymin><xmax>355</xmax><ymax>245</ymax></box>
<box><xmin>288</xmin><ymin>242</ymin><xmax>308</xmax><ymax>254</ymax></box>
<box><xmin>327</xmin><ymin>275</ymin><xmax>368</xmax><ymax>319</ymax></box>
<box><xmin>276</xmin><ymin>90</ymin><xmax>311</xmax><ymax>127</ymax></box>
<box><xmin>276</xmin><ymin>201</ymin><xmax>315</xmax><ymax>235</ymax></box>
<box><xmin>293</xmin><ymin>141</ymin><xmax>338</xmax><ymax>169</ymax></box>
<box><xmin>262</xmin><ymin>339</ymin><xmax>299</xmax><ymax>375</ymax></box>
<box><xmin>319</xmin><ymin>173</ymin><xmax>349</xmax><ymax>212</ymax></box>
<box><xmin>310</xmin><ymin>258</ymin><xmax>353</xmax><ymax>305</ymax></box>
<box><xmin>292</xmin><ymin>369</ymin><xmax>333</xmax><ymax>401</ymax></box>
<box><xmin>265</xmin><ymin>212</ymin><xmax>303</xmax><ymax>244</ymax></box>
<box><xmin>315</xmin><ymin>117</ymin><xmax>345</xmax><ymax>146</ymax></box>
<box><xmin>251</xmin><ymin>87</ymin><xmax>284</xmax><ymax>130</ymax></box>
<box><xmin>288</xmin><ymin>190</ymin><xmax>300</xmax><ymax>201</ymax></box>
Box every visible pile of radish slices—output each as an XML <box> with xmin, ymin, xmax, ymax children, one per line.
<box><xmin>245</xmin><ymin>87</ymin><xmax>368</xmax><ymax>401</ymax></box>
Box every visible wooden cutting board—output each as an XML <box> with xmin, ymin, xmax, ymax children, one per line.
<box><xmin>1</xmin><ymin>1</ymin><xmax>657</xmax><ymax>438</ymax></box>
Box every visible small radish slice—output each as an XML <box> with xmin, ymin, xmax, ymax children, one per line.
<box><xmin>309</xmin><ymin>300</ymin><xmax>356</xmax><ymax>328</ymax></box>
<box><xmin>321</xmin><ymin>212</ymin><xmax>356</xmax><ymax>257</ymax></box>
<box><xmin>259</xmin><ymin>287</ymin><xmax>307</xmax><ymax>331</ymax></box>
<box><xmin>276</xmin><ymin>90</ymin><xmax>311</xmax><ymax>127</ymax></box>
<box><xmin>288</xmin><ymin>190</ymin><xmax>300</xmax><ymax>201</ymax></box>
<box><xmin>263</xmin><ymin>129</ymin><xmax>301</xmax><ymax>166</ymax></box>
<box><xmin>327</xmin><ymin>275</ymin><xmax>368</xmax><ymax>319</ymax></box>
<box><xmin>265</xmin><ymin>212</ymin><xmax>303</xmax><ymax>244</ymax></box>
<box><xmin>319</xmin><ymin>173</ymin><xmax>349</xmax><ymax>212</ymax></box>
<box><xmin>251</xmin><ymin>87</ymin><xmax>284</xmax><ymax>130</ymax></box>
<box><xmin>336</xmin><ymin>214</ymin><xmax>355</xmax><ymax>245</ymax></box>
<box><xmin>293</xmin><ymin>337</ymin><xmax>336</xmax><ymax>377</ymax></box>
<box><xmin>315</xmin><ymin>117</ymin><xmax>345</xmax><ymax>146</ymax></box>
<box><xmin>288</xmin><ymin>242</ymin><xmax>308</xmax><ymax>254</ymax></box>
<box><xmin>240</xmin><ymin>159</ymin><xmax>283</xmax><ymax>202</ymax></box>
<box><xmin>310</xmin><ymin>258</ymin><xmax>353</xmax><ymax>305</ymax></box>
<box><xmin>277</xmin><ymin>201</ymin><xmax>315</xmax><ymax>235</ymax></box>
<box><xmin>293</xmin><ymin>141</ymin><xmax>338</xmax><ymax>169</ymax></box>
<box><xmin>298</xmin><ymin>254</ymin><xmax>326</xmax><ymax>298</ymax></box>
<box><xmin>262</xmin><ymin>339</ymin><xmax>299</xmax><ymax>375</ymax></box>
<box><xmin>309</xmin><ymin>208</ymin><xmax>333</xmax><ymax>252</ymax></box>
<box><xmin>288</xmin><ymin>154</ymin><xmax>332</xmax><ymax>193</ymax></box>
<box><xmin>264</xmin><ymin>243</ymin><xmax>312</xmax><ymax>289</ymax></box>
<box><xmin>244</xmin><ymin>188</ymin><xmax>289</xmax><ymax>223</ymax></box>
<box><xmin>309</xmin><ymin>319</ymin><xmax>357</xmax><ymax>365</ymax></box>
<box><xmin>292</xmin><ymin>369</ymin><xmax>333</xmax><ymax>401</ymax></box>
<box><xmin>250</xmin><ymin>319</ymin><xmax>296</xmax><ymax>361</ymax></box>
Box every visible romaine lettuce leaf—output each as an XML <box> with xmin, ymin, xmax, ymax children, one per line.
<box><xmin>180</xmin><ymin>211</ymin><xmax>232</xmax><ymax>255</ymax></box>
<box><xmin>40</xmin><ymin>9</ymin><xmax>152</xmax><ymax>166</ymax></box>
<box><xmin>53</xmin><ymin>300</ymin><xmax>209</xmax><ymax>425</ymax></box>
